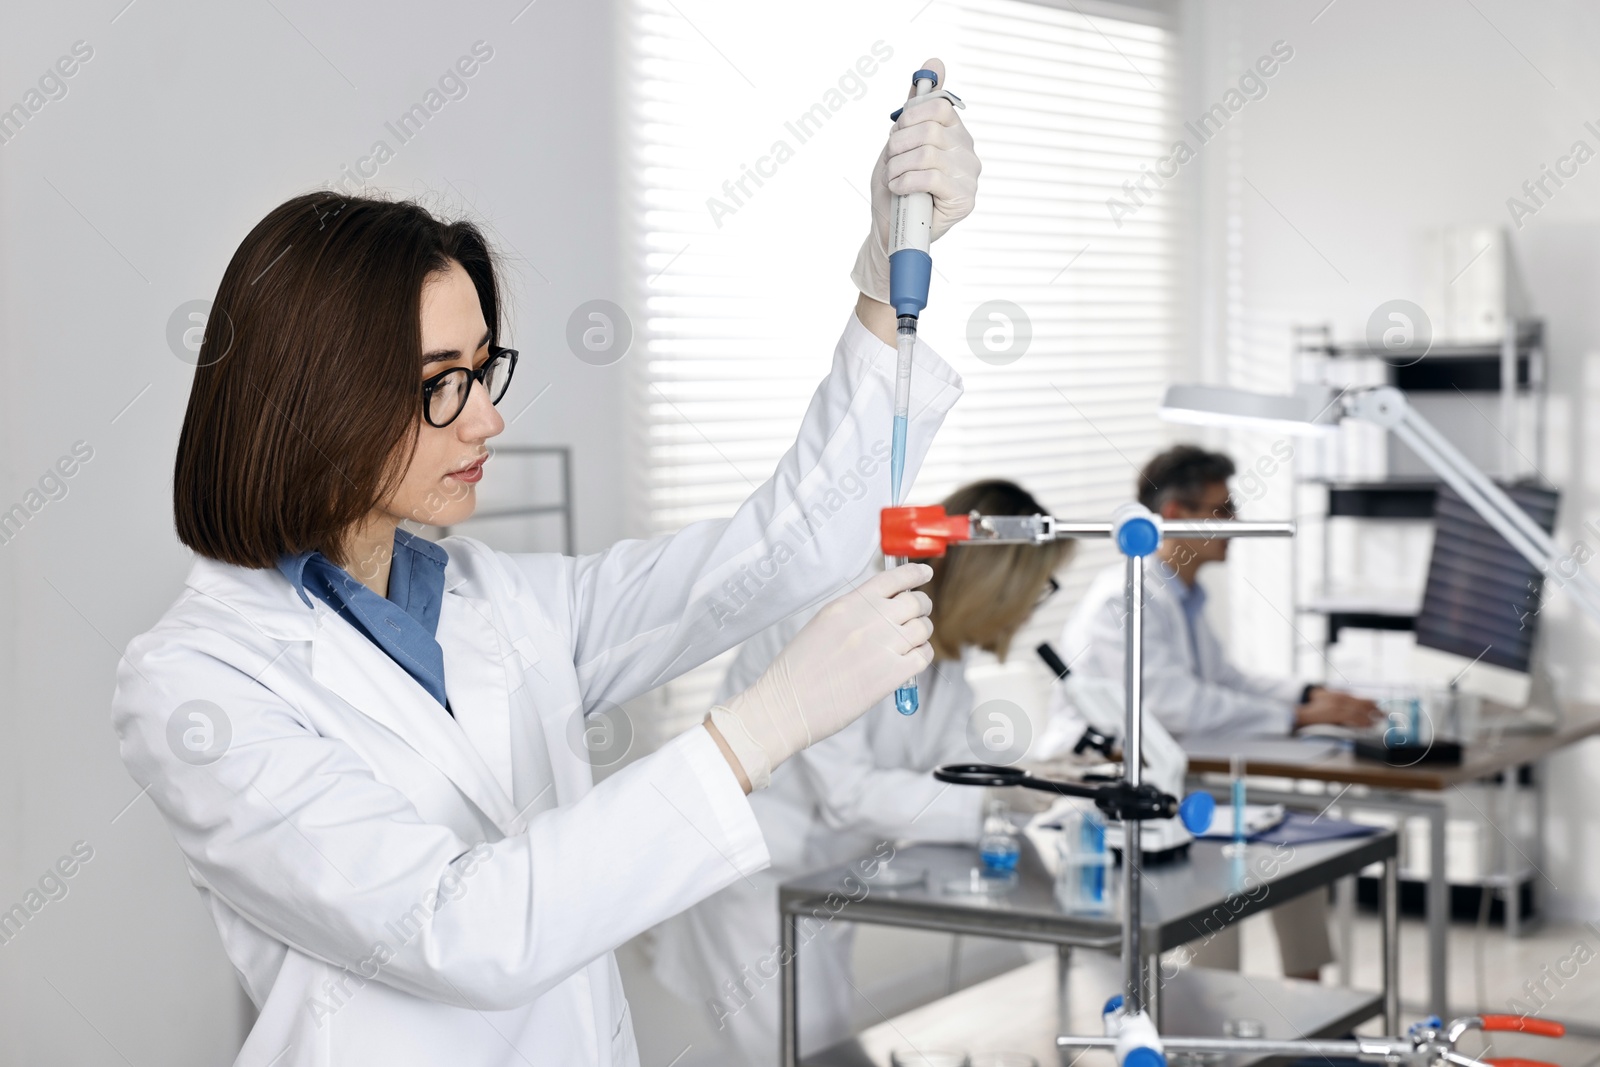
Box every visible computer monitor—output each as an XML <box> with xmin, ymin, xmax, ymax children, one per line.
<box><xmin>1413</xmin><ymin>480</ymin><xmax>1559</xmax><ymax>674</ymax></box>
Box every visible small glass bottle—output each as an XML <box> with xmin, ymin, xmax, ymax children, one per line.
<box><xmin>978</xmin><ymin>797</ymin><xmax>1020</xmax><ymax>875</ymax></box>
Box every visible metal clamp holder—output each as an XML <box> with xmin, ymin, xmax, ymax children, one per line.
<box><xmin>890</xmin><ymin>502</ymin><xmax>1291</xmax><ymax>1016</ymax></box>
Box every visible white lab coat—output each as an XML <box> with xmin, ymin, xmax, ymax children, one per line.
<box><xmin>1052</xmin><ymin>559</ymin><xmax>1302</xmax><ymax>740</ymax></box>
<box><xmin>651</xmin><ymin>588</ymin><xmax>984</xmax><ymax>1066</ymax></box>
<box><xmin>110</xmin><ymin>313</ymin><xmax>962</xmax><ymax>1067</ymax></box>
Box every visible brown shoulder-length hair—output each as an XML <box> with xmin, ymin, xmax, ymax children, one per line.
<box><xmin>174</xmin><ymin>191</ymin><xmax>502</xmax><ymax>569</ymax></box>
<box><xmin>915</xmin><ymin>479</ymin><xmax>1073</xmax><ymax>661</ymax></box>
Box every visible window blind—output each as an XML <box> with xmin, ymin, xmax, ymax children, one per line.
<box><xmin>628</xmin><ymin>0</ymin><xmax>1180</xmax><ymax>730</ymax></box>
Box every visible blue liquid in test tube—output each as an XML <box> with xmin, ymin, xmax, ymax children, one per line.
<box><xmin>1230</xmin><ymin>753</ymin><xmax>1247</xmax><ymax>852</ymax></box>
<box><xmin>889</xmin><ymin>383</ymin><xmax>918</xmax><ymax>714</ymax></box>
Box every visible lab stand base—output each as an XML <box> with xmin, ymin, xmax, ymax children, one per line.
<box><xmin>801</xmin><ymin>952</ymin><xmax>1382</xmax><ymax>1067</ymax></box>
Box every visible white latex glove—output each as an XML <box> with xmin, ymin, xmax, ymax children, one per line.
<box><xmin>851</xmin><ymin>57</ymin><xmax>982</xmax><ymax>304</ymax></box>
<box><xmin>709</xmin><ymin>563</ymin><xmax>935</xmax><ymax>790</ymax></box>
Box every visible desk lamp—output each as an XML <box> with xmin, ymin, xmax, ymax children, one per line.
<box><xmin>1158</xmin><ymin>383</ymin><xmax>1600</xmax><ymax>627</ymax></box>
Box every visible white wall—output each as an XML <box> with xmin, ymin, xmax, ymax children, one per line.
<box><xmin>0</xmin><ymin>2</ymin><xmax>628</xmax><ymax>1061</ymax></box>
<box><xmin>1179</xmin><ymin>0</ymin><xmax>1600</xmax><ymax>917</ymax></box>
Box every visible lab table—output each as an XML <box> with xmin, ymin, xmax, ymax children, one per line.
<box><xmin>1184</xmin><ymin>700</ymin><xmax>1600</xmax><ymax>1021</ymax></box>
<box><xmin>778</xmin><ymin>830</ymin><xmax>1399</xmax><ymax>1067</ymax></box>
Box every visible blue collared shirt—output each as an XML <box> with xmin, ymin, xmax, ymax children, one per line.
<box><xmin>276</xmin><ymin>529</ymin><xmax>451</xmax><ymax>713</ymax></box>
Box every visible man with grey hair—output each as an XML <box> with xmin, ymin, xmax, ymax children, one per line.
<box><xmin>1066</xmin><ymin>444</ymin><xmax>1379</xmax><ymax>737</ymax></box>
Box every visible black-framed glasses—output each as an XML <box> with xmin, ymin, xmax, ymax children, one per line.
<box><xmin>421</xmin><ymin>345</ymin><xmax>519</xmax><ymax>428</ymax></box>
<box><xmin>1035</xmin><ymin>576</ymin><xmax>1061</xmax><ymax>608</ymax></box>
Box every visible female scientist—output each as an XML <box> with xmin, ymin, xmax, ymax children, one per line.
<box><xmin>653</xmin><ymin>479</ymin><xmax>1072</xmax><ymax>1064</ymax></box>
<box><xmin>110</xmin><ymin>62</ymin><xmax>978</xmax><ymax>1067</ymax></box>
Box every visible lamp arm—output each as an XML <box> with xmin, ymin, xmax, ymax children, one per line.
<box><xmin>1355</xmin><ymin>388</ymin><xmax>1600</xmax><ymax>628</ymax></box>
<box><xmin>1394</xmin><ymin>400</ymin><xmax>1557</xmax><ymax>556</ymax></box>
<box><xmin>1388</xmin><ymin>418</ymin><xmax>1549</xmax><ymax>560</ymax></box>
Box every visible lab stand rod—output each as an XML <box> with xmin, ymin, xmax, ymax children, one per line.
<box><xmin>1144</xmin><ymin>952</ymin><xmax>1161</xmax><ymax>1029</ymax></box>
<box><xmin>876</xmin><ymin>508</ymin><xmax>1299</xmax><ymax>1050</ymax></box>
<box><xmin>966</xmin><ymin>518</ymin><xmax>1296</xmax><ymax>545</ymax></box>
<box><xmin>1057</xmin><ymin>1037</ymin><xmax>1369</xmax><ymax>1058</ymax></box>
<box><xmin>780</xmin><ymin>911</ymin><xmax>798</xmax><ymax>1067</ymax></box>
<box><xmin>1108</xmin><ymin>517</ymin><xmax>1290</xmax><ymax>1014</ymax></box>
<box><xmin>1121</xmin><ymin>553</ymin><xmax>1145</xmax><ymax>1013</ymax></box>
<box><xmin>1057</xmin><ymin>1036</ymin><xmax>1473</xmax><ymax>1061</ymax></box>
<box><xmin>873</xmin><ymin>504</ymin><xmax>1547</xmax><ymax>1063</ymax></box>
<box><xmin>1156</xmin><ymin>519</ymin><xmax>1296</xmax><ymax>538</ymax></box>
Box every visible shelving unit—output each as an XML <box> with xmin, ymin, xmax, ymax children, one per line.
<box><xmin>1287</xmin><ymin>319</ymin><xmax>1548</xmax><ymax>930</ymax></box>
<box><xmin>1294</xmin><ymin>318</ymin><xmax>1547</xmax><ymax>478</ymax></box>
<box><xmin>1298</xmin><ymin>479</ymin><xmax>1434</xmax><ymax>647</ymax></box>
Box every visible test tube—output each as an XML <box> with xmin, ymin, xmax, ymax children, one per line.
<box><xmin>888</xmin><ymin>330</ymin><xmax>918</xmax><ymax>716</ymax></box>
<box><xmin>1229</xmin><ymin>753</ymin><xmax>1247</xmax><ymax>854</ymax></box>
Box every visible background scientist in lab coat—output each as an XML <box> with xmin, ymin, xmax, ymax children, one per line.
<box><xmin>109</xmin><ymin>61</ymin><xmax>979</xmax><ymax>1067</ymax></box>
<box><xmin>1054</xmin><ymin>444</ymin><xmax>1380</xmax><ymax>979</ymax></box>
<box><xmin>653</xmin><ymin>479</ymin><xmax>1072</xmax><ymax>1065</ymax></box>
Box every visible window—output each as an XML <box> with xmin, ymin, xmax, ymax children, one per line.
<box><xmin>629</xmin><ymin>0</ymin><xmax>1181</xmax><ymax>730</ymax></box>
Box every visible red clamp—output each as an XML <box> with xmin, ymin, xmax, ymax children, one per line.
<box><xmin>1480</xmin><ymin>1016</ymin><xmax>1565</xmax><ymax>1038</ymax></box>
<box><xmin>881</xmin><ymin>505</ymin><xmax>971</xmax><ymax>558</ymax></box>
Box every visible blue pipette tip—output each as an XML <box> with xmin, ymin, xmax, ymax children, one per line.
<box><xmin>894</xmin><ymin>686</ymin><xmax>919</xmax><ymax>715</ymax></box>
<box><xmin>1179</xmin><ymin>791</ymin><xmax>1215</xmax><ymax>835</ymax></box>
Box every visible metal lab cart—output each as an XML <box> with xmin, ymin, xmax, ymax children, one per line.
<box><xmin>778</xmin><ymin>831</ymin><xmax>1399</xmax><ymax>1067</ymax></box>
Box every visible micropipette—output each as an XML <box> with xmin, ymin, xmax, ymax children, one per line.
<box><xmin>886</xmin><ymin>68</ymin><xmax>940</xmax><ymax>716</ymax></box>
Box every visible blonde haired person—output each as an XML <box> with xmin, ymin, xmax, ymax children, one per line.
<box><xmin>651</xmin><ymin>479</ymin><xmax>1071</xmax><ymax>1066</ymax></box>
